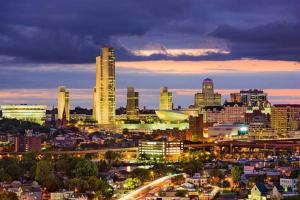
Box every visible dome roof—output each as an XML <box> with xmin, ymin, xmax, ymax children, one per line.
<box><xmin>203</xmin><ymin>78</ymin><xmax>213</xmax><ymax>83</ymax></box>
<box><xmin>155</xmin><ymin>110</ymin><xmax>188</xmax><ymax>122</ymax></box>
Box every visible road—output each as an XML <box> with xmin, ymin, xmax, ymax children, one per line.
<box><xmin>118</xmin><ymin>174</ymin><xmax>181</xmax><ymax>200</ymax></box>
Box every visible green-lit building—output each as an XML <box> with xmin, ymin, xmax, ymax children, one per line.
<box><xmin>0</xmin><ymin>104</ymin><xmax>47</xmax><ymax>125</ymax></box>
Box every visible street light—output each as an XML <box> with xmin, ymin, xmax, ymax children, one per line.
<box><xmin>150</xmin><ymin>170</ymin><xmax>154</xmax><ymax>180</ymax></box>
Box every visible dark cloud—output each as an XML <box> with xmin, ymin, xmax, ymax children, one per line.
<box><xmin>0</xmin><ymin>0</ymin><xmax>189</xmax><ymax>63</ymax></box>
<box><xmin>0</xmin><ymin>0</ymin><xmax>299</xmax><ymax>64</ymax></box>
<box><xmin>211</xmin><ymin>22</ymin><xmax>300</xmax><ymax>61</ymax></box>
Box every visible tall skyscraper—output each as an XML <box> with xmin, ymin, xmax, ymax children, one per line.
<box><xmin>92</xmin><ymin>87</ymin><xmax>97</xmax><ymax>119</ymax></box>
<box><xmin>126</xmin><ymin>86</ymin><xmax>139</xmax><ymax>120</ymax></box>
<box><xmin>57</xmin><ymin>86</ymin><xmax>70</xmax><ymax>121</ymax></box>
<box><xmin>159</xmin><ymin>86</ymin><xmax>173</xmax><ymax>110</ymax></box>
<box><xmin>94</xmin><ymin>46</ymin><xmax>116</xmax><ymax>126</ymax></box>
<box><xmin>194</xmin><ymin>78</ymin><xmax>221</xmax><ymax>107</ymax></box>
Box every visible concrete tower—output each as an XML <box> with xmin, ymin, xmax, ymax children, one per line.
<box><xmin>195</xmin><ymin>78</ymin><xmax>221</xmax><ymax>107</ymax></box>
<box><xmin>57</xmin><ymin>86</ymin><xmax>70</xmax><ymax>121</ymax></box>
<box><xmin>126</xmin><ymin>86</ymin><xmax>139</xmax><ymax>120</ymax></box>
<box><xmin>94</xmin><ymin>47</ymin><xmax>116</xmax><ymax>127</ymax></box>
<box><xmin>159</xmin><ymin>86</ymin><xmax>173</xmax><ymax>110</ymax></box>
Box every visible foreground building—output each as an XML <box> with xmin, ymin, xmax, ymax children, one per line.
<box><xmin>138</xmin><ymin>140</ymin><xmax>184</xmax><ymax>161</ymax></box>
<box><xmin>271</xmin><ymin>104</ymin><xmax>300</xmax><ymax>132</ymax></box>
<box><xmin>57</xmin><ymin>86</ymin><xmax>70</xmax><ymax>121</ymax></box>
<box><xmin>195</xmin><ymin>78</ymin><xmax>221</xmax><ymax>107</ymax></box>
<box><xmin>93</xmin><ymin>46</ymin><xmax>116</xmax><ymax>127</ymax></box>
<box><xmin>0</xmin><ymin>104</ymin><xmax>46</xmax><ymax>125</ymax></box>
<box><xmin>159</xmin><ymin>86</ymin><xmax>173</xmax><ymax>110</ymax></box>
<box><xmin>126</xmin><ymin>86</ymin><xmax>139</xmax><ymax>120</ymax></box>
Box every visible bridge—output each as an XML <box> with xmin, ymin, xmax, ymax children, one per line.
<box><xmin>186</xmin><ymin>138</ymin><xmax>300</xmax><ymax>153</ymax></box>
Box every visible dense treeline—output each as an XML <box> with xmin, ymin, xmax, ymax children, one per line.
<box><xmin>0</xmin><ymin>118</ymin><xmax>50</xmax><ymax>134</ymax></box>
<box><xmin>0</xmin><ymin>153</ymin><xmax>113</xmax><ymax>199</ymax></box>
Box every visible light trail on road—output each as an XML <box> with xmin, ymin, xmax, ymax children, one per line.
<box><xmin>118</xmin><ymin>174</ymin><xmax>181</xmax><ymax>200</ymax></box>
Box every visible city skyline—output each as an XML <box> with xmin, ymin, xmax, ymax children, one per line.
<box><xmin>0</xmin><ymin>1</ymin><xmax>300</xmax><ymax>108</ymax></box>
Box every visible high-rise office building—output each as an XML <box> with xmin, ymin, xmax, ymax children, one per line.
<box><xmin>93</xmin><ymin>46</ymin><xmax>116</xmax><ymax>127</ymax></box>
<box><xmin>57</xmin><ymin>86</ymin><xmax>70</xmax><ymax>121</ymax></box>
<box><xmin>126</xmin><ymin>86</ymin><xmax>139</xmax><ymax>120</ymax></box>
<box><xmin>195</xmin><ymin>78</ymin><xmax>221</xmax><ymax>107</ymax></box>
<box><xmin>159</xmin><ymin>87</ymin><xmax>172</xmax><ymax>110</ymax></box>
<box><xmin>271</xmin><ymin>104</ymin><xmax>300</xmax><ymax>132</ymax></box>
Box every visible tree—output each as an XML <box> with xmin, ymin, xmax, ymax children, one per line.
<box><xmin>0</xmin><ymin>157</ymin><xmax>22</xmax><ymax>180</ymax></box>
<box><xmin>97</xmin><ymin>160</ymin><xmax>111</xmax><ymax>173</ymax></box>
<box><xmin>210</xmin><ymin>169</ymin><xmax>223</xmax><ymax>178</ymax></box>
<box><xmin>0</xmin><ymin>168</ymin><xmax>12</xmax><ymax>182</ymax></box>
<box><xmin>123</xmin><ymin>178</ymin><xmax>142</xmax><ymax>190</ymax></box>
<box><xmin>67</xmin><ymin>178</ymin><xmax>89</xmax><ymax>193</ymax></box>
<box><xmin>182</xmin><ymin>160</ymin><xmax>203</xmax><ymax>176</ymax></box>
<box><xmin>87</xmin><ymin>176</ymin><xmax>114</xmax><ymax>199</ymax></box>
<box><xmin>35</xmin><ymin>160</ymin><xmax>60</xmax><ymax>191</ymax></box>
<box><xmin>104</xmin><ymin>151</ymin><xmax>121</xmax><ymax>164</ymax></box>
<box><xmin>55</xmin><ymin>155</ymin><xmax>72</xmax><ymax>173</ymax></box>
<box><xmin>130</xmin><ymin>168</ymin><xmax>151</xmax><ymax>182</ymax></box>
<box><xmin>171</xmin><ymin>174</ymin><xmax>185</xmax><ymax>185</ymax></box>
<box><xmin>231</xmin><ymin>166</ymin><xmax>243</xmax><ymax>182</ymax></box>
<box><xmin>247</xmin><ymin>176</ymin><xmax>256</xmax><ymax>189</ymax></box>
<box><xmin>0</xmin><ymin>191</ymin><xmax>18</xmax><ymax>200</ymax></box>
<box><xmin>71</xmin><ymin>159</ymin><xmax>98</xmax><ymax>177</ymax></box>
<box><xmin>20</xmin><ymin>152</ymin><xmax>37</xmax><ymax>178</ymax></box>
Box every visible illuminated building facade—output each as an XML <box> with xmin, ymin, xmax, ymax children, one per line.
<box><xmin>57</xmin><ymin>86</ymin><xmax>70</xmax><ymax>121</ymax></box>
<box><xmin>230</xmin><ymin>93</ymin><xmax>242</xmax><ymax>103</ymax></box>
<box><xmin>231</xmin><ymin>89</ymin><xmax>267</xmax><ymax>106</ymax></box>
<box><xmin>15</xmin><ymin>132</ymin><xmax>41</xmax><ymax>152</ymax></box>
<box><xmin>207</xmin><ymin>123</ymin><xmax>248</xmax><ymax>138</ymax></box>
<box><xmin>0</xmin><ymin>104</ymin><xmax>46</xmax><ymax>125</ymax></box>
<box><xmin>188</xmin><ymin>114</ymin><xmax>204</xmax><ymax>141</ymax></box>
<box><xmin>195</xmin><ymin>78</ymin><xmax>221</xmax><ymax>107</ymax></box>
<box><xmin>205</xmin><ymin>103</ymin><xmax>246</xmax><ymax>124</ymax></box>
<box><xmin>138</xmin><ymin>140</ymin><xmax>184</xmax><ymax>161</ymax></box>
<box><xmin>159</xmin><ymin>86</ymin><xmax>172</xmax><ymax>110</ymax></box>
<box><xmin>271</xmin><ymin>104</ymin><xmax>300</xmax><ymax>132</ymax></box>
<box><xmin>92</xmin><ymin>87</ymin><xmax>97</xmax><ymax>119</ymax></box>
<box><xmin>126</xmin><ymin>86</ymin><xmax>139</xmax><ymax>120</ymax></box>
<box><xmin>245</xmin><ymin>109</ymin><xmax>270</xmax><ymax>128</ymax></box>
<box><xmin>93</xmin><ymin>47</ymin><xmax>116</xmax><ymax>127</ymax></box>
